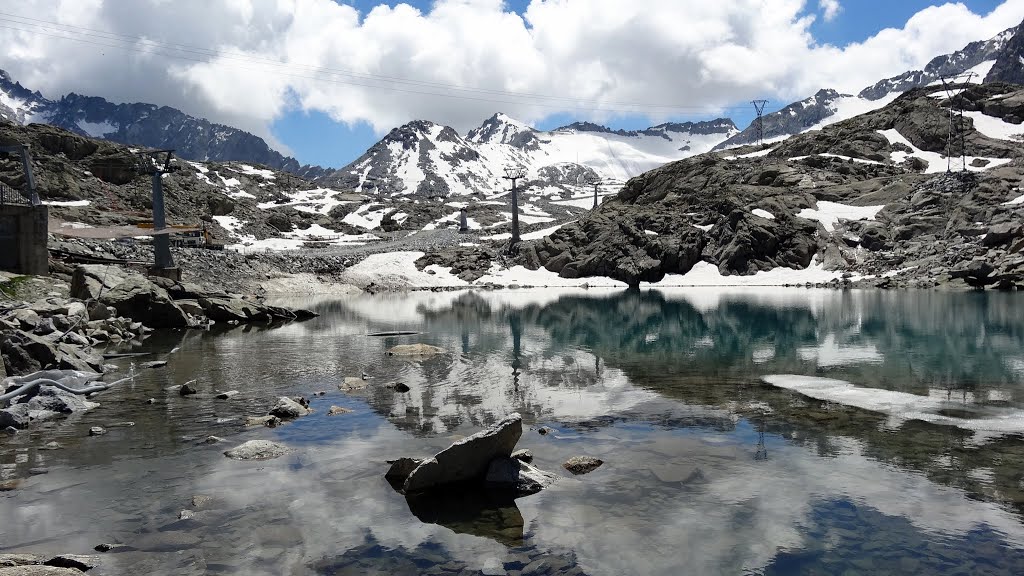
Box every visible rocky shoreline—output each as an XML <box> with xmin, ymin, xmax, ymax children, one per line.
<box><xmin>1</xmin><ymin>263</ymin><xmax>317</xmax><ymax>435</ymax></box>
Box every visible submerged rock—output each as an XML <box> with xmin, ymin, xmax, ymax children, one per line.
<box><xmin>224</xmin><ymin>440</ymin><xmax>290</xmax><ymax>461</ymax></box>
<box><xmin>340</xmin><ymin>377</ymin><xmax>367</xmax><ymax>391</ymax></box>
<box><xmin>563</xmin><ymin>456</ymin><xmax>604</xmax><ymax>475</ymax></box>
<box><xmin>245</xmin><ymin>415</ymin><xmax>281</xmax><ymax>428</ymax></box>
<box><xmin>403</xmin><ymin>413</ymin><xmax>522</xmax><ymax>493</ymax></box>
<box><xmin>386</xmin><ymin>344</ymin><xmax>446</xmax><ymax>357</ymax></box>
<box><xmin>328</xmin><ymin>405</ymin><xmax>352</xmax><ymax>416</ymax></box>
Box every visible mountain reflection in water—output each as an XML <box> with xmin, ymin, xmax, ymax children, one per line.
<box><xmin>1</xmin><ymin>287</ymin><xmax>1023</xmax><ymax>575</ymax></box>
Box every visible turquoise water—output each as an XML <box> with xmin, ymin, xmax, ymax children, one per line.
<box><xmin>1</xmin><ymin>288</ymin><xmax>1023</xmax><ymax>575</ymax></box>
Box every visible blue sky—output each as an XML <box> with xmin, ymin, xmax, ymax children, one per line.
<box><xmin>270</xmin><ymin>0</ymin><xmax>1010</xmax><ymax>168</ymax></box>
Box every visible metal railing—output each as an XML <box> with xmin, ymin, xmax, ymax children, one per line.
<box><xmin>0</xmin><ymin>182</ymin><xmax>30</xmax><ymax>207</ymax></box>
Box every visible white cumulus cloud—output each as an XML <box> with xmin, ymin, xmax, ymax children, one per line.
<box><xmin>0</xmin><ymin>0</ymin><xmax>1020</xmax><ymax>163</ymax></box>
<box><xmin>820</xmin><ymin>0</ymin><xmax>842</xmax><ymax>22</ymax></box>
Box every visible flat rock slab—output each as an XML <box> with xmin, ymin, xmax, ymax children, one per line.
<box><xmin>404</xmin><ymin>413</ymin><xmax>522</xmax><ymax>494</ymax></box>
<box><xmin>0</xmin><ymin>555</ymin><xmax>43</xmax><ymax>568</ymax></box>
<box><xmin>386</xmin><ymin>344</ymin><xmax>446</xmax><ymax>357</ymax></box>
<box><xmin>224</xmin><ymin>440</ymin><xmax>290</xmax><ymax>461</ymax></box>
<box><xmin>0</xmin><ymin>561</ymin><xmax>83</xmax><ymax>569</ymax></box>
<box><xmin>140</xmin><ymin>361</ymin><xmax>167</xmax><ymax>369</ymax></box>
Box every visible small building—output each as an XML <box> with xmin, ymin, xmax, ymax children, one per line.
<box><xmin>0</xmin><ymin>183</ymin><xmax>48</xmax><ymax>276</ymax></box>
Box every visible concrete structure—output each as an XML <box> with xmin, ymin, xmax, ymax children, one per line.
<box><xmin>0</xmin><ymin>202</ymin><xmax>48</xmax><ymax>276</ymax></box>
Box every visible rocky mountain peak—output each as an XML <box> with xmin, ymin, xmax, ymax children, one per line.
<box><xmin>466</xmin><ymin>112</ymin><xmax>535</xmax><ymax>145</ymax></box>
<box><xmin>0</xmin><ymin>68</ymin><xmax>328</xmax><ymax>179</ymax></box>
<box><xmin>985</xmin><ymin>19</ymin><xmax>1024</xmax><ymax>84</ymax></box>
<box><xmin>647</xmin><ymin>118</ymin><xmax>738</xmax><ymax>136</ymax></box>
<box><xmin>859</xmin><ymin>22</ymin><xmax>1019</xmax><ymax>101</ymax></box>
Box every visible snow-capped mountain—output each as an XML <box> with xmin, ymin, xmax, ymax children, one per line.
<box><xmin>717</xmin><ymin>20</ymin><xmax>1023</xmax><ymax>149</ymax></box>
<box><xmin>320</xmin><ymin>113</ymin><xmax>739</xmax><ymax>197</ymax></box>
<box><xmin>0</xmin><ymin>71</ymin><xmax>327</xmax><ymax>179</ymax></box>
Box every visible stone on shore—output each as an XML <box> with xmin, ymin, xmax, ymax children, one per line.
<box><xmin>224</xmin><ymin>440</ymin><xmax>290</xmax><ymax>461</ymax></box>
<box><xmin>0</xmin><ymin>561</ymin><xmax>82</xmax><ymax>569</ymax></box>
<box><xmin>0</xmin><ymin>554</ymin><xmax>43</xmax><ymax>568</ymax></box>
<box><xmin>403</xmin><ymin>413</ymin><xmax>522</xmax><ymax>494</ymax></box>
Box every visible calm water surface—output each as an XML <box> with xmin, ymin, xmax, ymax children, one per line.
<box><xmin>2</xmin><ymin>288</ymin><xmax>1024</xmax><ymax>575</ymax></box>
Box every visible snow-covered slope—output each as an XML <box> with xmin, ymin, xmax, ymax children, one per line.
<box><xmin>717</xmin><ymin>21</ymin><xmax>1022</xmax><ymax>150</ymax></box>
<box><xmin>321</xmin><ymin>114</ymin><xmax>739</xmax><ymax>197</ymax></box>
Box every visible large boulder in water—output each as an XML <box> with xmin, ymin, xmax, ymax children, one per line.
<box><xmin>402</xmin><ymin>413</ymin><xmax>523</xmax><ymax>494</ymax></box>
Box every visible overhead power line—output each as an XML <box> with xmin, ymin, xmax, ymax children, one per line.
<box><xmin>0</xmin><ymin>12</ymin><xmax>781</xmax><ymax>116</ymax></box>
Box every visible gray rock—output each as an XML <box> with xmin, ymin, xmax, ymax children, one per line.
<box><xmin>268</xmin><ymin>396</ymin><xmax>310</xmax><ymax>419</ymax></box>
<box><xmin>0</xmin><ymin>568</ymin><xmax>83</xmax><ymax>576</ymax></box>
<box><xmin>9</xmin><ymin>309</ymin><xmax>40</xmax><ymax>330</ymax></box>
<box><xmin>64</xmin><ymin>302</ymin><xmax>87</xmax><ymax>321</ymax></box>
<box><xmin>245</xmin><ymin>415</ymin><xmax>281</xmax><ymax>428</ymax></box>
<box><xmin>224</xmin><ymin>439</ymin><xmax>290</xmax><ymax>461</ymax></box>
<box><xmin>26</xmin><ymin>385</ymin><xmax>99</xmax><ymax>414</ymax></box>
<box><xmin>141</xmin><ymin>361</ymin><xmax>167</xmax><ymax>369</ymax></box>
<box><xmin>99</xmin><ymin>276</ymin><xmax>189</xmax><ymax>329</ymax></box>
<box><xmin>983</xmin><ymin>222</ymin><xmax>1023</xmax><ymax>246</ymax></box>
<box><xmin>179</xmin><ymin>381</ymin><xmax>198</xmax><ymax>396</ymax></box>
<box><xmin>86</xmin><ymin>301</ymin><xmax>114</xmax><ymax>321</ymax></box>
<box><xmin>563</xmin><ymin>456</ymin><xmax>603</xmax><ymax>475</ymax></box>
<box><xmin>511</xmin><ymin>449</ymin><xmax>533</xmax><ymax>463</ymax></box>
<box><xmin>403</xmin><ymin>413</ymin><xmax>522</xmax><ymax>493</ymax></box>
<box><xmin>328</xmin><ymin>405</ymin><xmax>352</xmax><ymax>416</ymax></box>
<box><xmin>215</xmin><ymin>390</ymin><xmax>239</xmax><ymax>400</ymax></box>
<box><xmin>198</xmin><ymin>297</ymin><xmax>271</xmax><ymax>323</ymax></box>
<box><xmin>43</xmin><ymin>555</ymin><xmax>97</xmax><ymax>571</ymax></box>
<box><xmin>88</xmin><ymin>426</ymin><xmax>106</xmax><ymax>436</ymax></box>
<box><xmin>384</xmin><ymin>457</ymin><xmax>423</xmax><ymax>487</ymax></box>
<box><xmin>485</xmin><ymin>456</ymin><xmax>557</xmax><ymax>496</ymax></box>
<box><xmin>92</xmin><ymin>544</ymin><xmax>129</xmax><ymax>553</ymax></box>
<box><xmin>0</xmin><ymin>554</ymin><xmax>43</xmax><ymax>568</ymax></box>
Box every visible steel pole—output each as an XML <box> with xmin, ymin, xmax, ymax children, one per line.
<box><xmin>152</xmin><ymin>171</ymin><xmax>175</xmax><ymax>269</ymax></box>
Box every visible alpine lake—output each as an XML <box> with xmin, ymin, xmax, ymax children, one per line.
<box><xmin>2</xmin><ymin>287</ymin><xmax>1024</xmax><ymax>576</ymax></box>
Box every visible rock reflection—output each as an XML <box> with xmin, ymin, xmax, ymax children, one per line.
<box><xmin>405</xmin><ymin>487</ymin><xmax>525</xmax><ymax>547</ymax></box>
